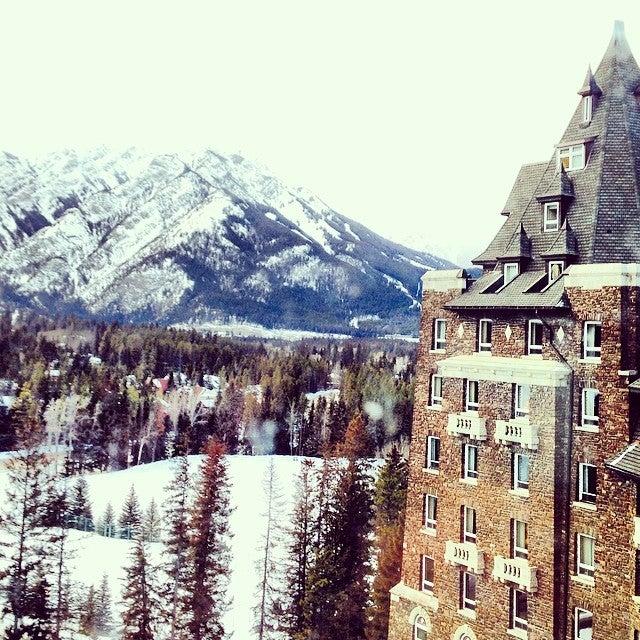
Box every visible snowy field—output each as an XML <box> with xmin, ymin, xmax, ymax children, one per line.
<box><xmin>0</xmin><ymin>455</ymin><xmax>317</xmax><ymax>640</ymax></box>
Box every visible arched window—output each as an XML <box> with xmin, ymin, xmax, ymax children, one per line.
<box><xmin>413</xmin><ymin>615</ymin><xmax>428</xmax><ymax>640</ymax></box>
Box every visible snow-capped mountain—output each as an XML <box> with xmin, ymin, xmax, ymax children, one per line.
<box><xmin>0</xmin><ymin>147</ymin><xmax>452</xmax><ymax>334</ymax></box>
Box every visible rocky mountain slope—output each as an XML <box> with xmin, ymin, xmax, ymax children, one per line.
<box><xmin>0</xmin><ymin>147</ymin><xmax>451</xmax><ymax>334</ymax></box>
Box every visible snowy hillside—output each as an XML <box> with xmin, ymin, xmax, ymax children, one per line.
<box><xmin>0</xmin><ymin>148</ymin><xmax>452</xmax><ymax>335</ymax></box>
<box><xmin>0</xmin><ymin>454</ymin><xmax>319</xmax><ymax>640</ymax></box>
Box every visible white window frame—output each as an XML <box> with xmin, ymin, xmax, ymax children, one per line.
<box><xmin>430</xmin><ymin>374</ymin><xmax>443</xmax><ymax>407</ymax></box>
<box><xmin>514</xmin><ymin>384</ymin><xmax>530</xmax><ymax>418</ymax></box>
<box><xmin>582</xmin><ymin>95</ymin><xmax>593</xmax><ymax>124</ymax></box>
<box><xmin>512</xmin><ymin>519</ymin><xmax>528</xmax><ymax>560</ymax></box>
<box><xmin>461</xmin><ymin>571</ymin><xmax>477</xmax><ymax>612</ymax></box>
<box><xmin>574</xmin><ymin>607</ymin><xmax>593</xmax><ymax>640</ymax></box>
<box><xmin>578</xmin><ymin>463</ymin><xmax>597</xmax><ymax>504</ymax></box>
<box><xmin>462</xmin><ymin>506</ymin><xmax>477</xmax><ymax>544</ymax></box>
<box><xmin>413</xmin><ymin>616</ymin><xmax>428</xmax><ymax>640</ymax></box>
<box><xmin>583</xmin><ymin>321</ymin><xmax>602</xmax><ymax>360</ymax></box>
<box><xmin>558</xmin><ymin>144</ymin><xmax>586</xmax><ymax>171</ymax></box>
<box><xmin>527</xmin><ymin>319</ymin><xmax>543</xmax><ymax>355</ymax></box>
<box><xmin>543</xmin><ymin>202</ymin><xmax>560</xmax><ymax>232</ymax></box>
<box><xmin>513</xmin><ymin>453</ymin><xmax>529</xmax><ymax>491</ymax></box>
<box><xmin>426</xmin><ymin>435</ymin><xmax>440</xmax><ymax>471</ymax></box>
<box><xmin>581</xmin><ymin>388</ymin><xmax>599</xmax><ymax>427</ymax></box>
<box><xmin>465</xmin><ymin>379</ymin><xmax>479</xmax><ymax>413</ymax></box>
<box><xmin>576</xmin><ymin>533</ymin><xmax>595</xmax><ymax>578</ymax></box>
<box><xmin>433</xmin><ymin>318</ymin><xmax>447</xmax><ymax>351</ymax></box>
<box><xmin>420</xmin><ymin>555</ymin><xmax>434</xmax><ymax>592</ymax></box>
<box><xmin>510</xmin><ymin>588</ymin><xmax>528</xmax><ymax>632</ymax></box>
<box><xmin>423</xmin><ymin>493</ymin><xmax>437</xmax><ymax>530</ymax></box>
<box><xmin>503</xmin><ymin>262</ymin><xmax>519</xmax><ymax>285</ymax></box>
<box><xmin>548</xmin><ymin>260</ymin><xmax>565</xmax><ymax>283</ymax></box>
<box><xmin>463</xmin><ymin>443</ymin><xmax>479</xmax><ymax>480</ymax></box>
<box><xmin>478</xmin><ymin>319</ymin><xmax>492</xmax><ymax>353</ymax></box>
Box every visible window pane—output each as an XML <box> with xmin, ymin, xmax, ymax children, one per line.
<box><xmin>575</xmin><ymin>608</ymin><xmax>593</xmax><ymax>640</ymax></box>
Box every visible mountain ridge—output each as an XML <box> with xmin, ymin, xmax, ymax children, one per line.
<box><xmin>0</xmin><ymin>147</ymin><xmax>453</xmax><ymax>335</ymax></box>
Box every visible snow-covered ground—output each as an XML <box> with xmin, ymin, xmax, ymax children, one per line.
<box><xmin>0</xmin><ymin>455</ymin><xmax>318</xmax><ymax>639</ymax></box>
<box><xmin>173</xmin><ymin>320</ymin><xmax>350</xmax><ymax>341</ymax></box>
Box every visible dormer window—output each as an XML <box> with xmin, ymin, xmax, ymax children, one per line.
<box><xmin>558</xmin><ymin>144</ymin><xmax>585</xmax><ymax>171</ymax></box>
<box><xmin>582</xmin><ymin>95</ymin><xmax>593</xmax><ymax>123</ymax></box>
<box><xmin>503</xmin><ymin>262</ymin><xmax>519</xmax><ymax>285</ymax></box>
<box><xmin>548</xmin><ymin>260</ymin><xmax>565</xmax><ymax>283</ymax></box>
<box><xmin>543</xmin><ymin>202</ymin><xmax>560</xmax><ymax>232</ymax></box>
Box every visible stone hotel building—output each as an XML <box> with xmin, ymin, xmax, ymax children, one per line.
<box><xmin>388</xmin><ymin>22</ymin><xmax>640</xmax><ymax>640</ymax></box>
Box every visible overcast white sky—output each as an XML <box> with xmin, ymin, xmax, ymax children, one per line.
<box><xmin>1</xmin><ymin>1</ymin><xmax>639</xmax><ymax>265</ymax></box>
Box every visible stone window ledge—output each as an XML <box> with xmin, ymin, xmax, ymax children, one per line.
<box><xmin>389</xmin><ymin>582</ymin><xmax>439</xmax><ymax>611</ymax></box>
<box><xmin>427</xmin><ymin>404</ymin><xmax>443</xmax><ymax>412</ymax></box>
<box><xmin>420</xmin><ymin>526</ymin><xmax>437</xmax><ymax>537</ymax></box>
<box><xmin>571</xmin><ymin>574</ymin><xmax>595</xmax><ymax>588</ymax></box>
<box><xmin>571</xmin><ymin>501</ymin><xmax>597</xmax><ymax>512</ymax></box>
<box><xmin>578</xmin><ymin>358</ymin><xmax>601</xmax><ymax>365</ymax></box>
<box><xmin>575</xmin><ymin>424</ymin><xmax>599</xmax><ymax>433</ymax></box>
<box><xmin>507</xmin><ymin>629</ymin><xmax>528</xmax><ymax>640</ymax></box>
<box><xmin>459</xmin><ymin>478</ymin><xmax>478</xmax><ymax>487</ymax></box>
<box><xmin>509</xmin><ymin>488</ymin><xmax>530</xmax><ymax>499</ymax></box>
<box><xmin>422</xmin><ymin>467</ymin><xmax>440</xmax><ymax>476</ymax></box>
<box><xmin>429</xmin><ymin>348</ymin><xmax>446</xmax><ymax>354</ymax></box>
<box><xmin>457</xmin><ymin>608</ymin><xmax>477</xmax><ymax>621</ymax></box>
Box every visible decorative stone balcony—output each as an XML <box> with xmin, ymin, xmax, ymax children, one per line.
<box><xmin>446</xmin><ymin>412</ymin><xmax>487</xmax><ymax>441</ymax></box>
<box><xmin>634</xmin><ymin>517</ymin><xmax>640</xmax><ymax>547</ymax></box>
<box><xmin>444</xmin><ymin>541</ymin><xmax>484</xmax><ymax>574</ymax></box>
<box><xmin>492</xmin><ymin>556</ymin><xmax>538</xmax><ymax>593</ymax></box>
<box><xmin>494</xmin><ymin>418</ymin><xmax>539</xmax><ymax>450</ymax></box>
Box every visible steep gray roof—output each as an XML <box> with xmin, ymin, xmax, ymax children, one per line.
<box><xmin>473</xmin><ymin>21</ymin><xmax>640</xmax><ymax>268</ymax></box>
<box><xmin>606</xmin><ymin>441</ymin><xmax>640</xmax><ymax>480</ymax></box>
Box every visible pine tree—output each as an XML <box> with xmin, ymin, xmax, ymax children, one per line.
<box><xmin>142</xmin><ymin>498</ymin><xmax>161</xmax><ymax>543</ymax></box>
<box><xmin>366</xmin><ymin>446</ymin><xmax>407</xmax><ymax>640</ymax></box>
<box><xmin>283</xmin><ymin>459</ymin><xmax>315</xmax><ymax>639</ymax></box>
<box><xmin>254</xmin><ymin>458</ymin><xmax>285</xmax><ymax>640</ymax></box>
<box><xmin>95</xmin><ymin>573</ymin><xmax>113</xmax><ymax>636</ymax></box>
<box><xmin>99</xmin><ymin>502</ymin><xmax>117</xmax><ymax>537</ymax></box>
<box><xmin>70</xmin><ymin>476</ymin><xmax>94</xmax><ymax>530</ymax></box>
<box><xmin>120</xmin><ymin>537</ymin><xmax>158</xmax><ymax>640</ymax></box>
<box><xmin>160</xmin><ymin>456</ymin><xmax>192</xmax><ymax>640</ymax></box>
<box><xmin>187</xmin><ymin>439</ymin><xmax>232</xmax><ymax>640</ymax></box>
<box><xmin>336</xmin><ymin>413</ymin><xmax>374</xmax><ymax>459</ymax></box>
<box><xmin>79</xmin><ymin>584</ymin><xmax>98</xmax><ymax>637</ymax></box>
<box><xmin>119</xmin><ymin>486</ymin><xmax>142</xmax><ymax>539</ymax></box>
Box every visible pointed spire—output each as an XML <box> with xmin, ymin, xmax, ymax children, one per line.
<box><xmin>578</xmin><ymin>65</ymin><xmax>602</xmax><ymax>96</ymax></box>
<box><xmin>499</xmin><ymin>223</ymin><xmax>532</xmax><ymax>260</ymax></box>
<box><xmin>601</xmin><ymin>20</ymin><xmax>635</xmax><ymax>66</ymax></box>
<box><xmin>542</xmin><ymin>219</ymin><xmax>578</xmax><ymax>258</ymax></box>
<box><xmin>537</xmin><ymin>164</ymin><xmax>575</xmax><ymax>202</ymax></box>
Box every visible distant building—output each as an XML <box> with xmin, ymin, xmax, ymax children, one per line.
<box><xmin>389</xmin><ymin>22</ymin><xmax>640</xmax><ymax>640</ymax></box>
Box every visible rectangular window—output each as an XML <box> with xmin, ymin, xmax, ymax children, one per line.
<box><xmin>514</xmin><ymin>384</ymin><xmax>530</xmax><ymax>418</ymax></box>
<box><xmin>462</xmin><ymin>506</ymin><xmax>477</xmax><ymax>544</ymax></box>
<box><xmin>513</xmin><ymin>453</ymin><xmax>530</xmax><ymax>491</ymax></box>
<box><xmin>510</xmin><ymin>588</ymin><xmax>528</xmax><ymax>632</ymax></box>
<box><xmin>465</xmin><ymin>379</ymin><xmax>479</xmax><ymax>412</ymax></box>
<box><xmin>426</xmin><ymin>436</ymin><xmax>440</xmax><ymax>471</ymax></box>
<box><xmin>460</xmin><ymin>571</ymin><xmax>477</xmax><ymax>612</ymax></box>
<box><xmin>423</xmin><ymin>494</ymin><xmax>437</xmax><ymax>531</ymax></box>
<box><xmin>512</xmin><ymin>519</ymin><xmax>528</xmax><ymax>560</ymax></box>
<box><xmin>478</xmin><ymin>319</ymin><xmax>492</xmax><ymax>353</ymax></box>
<box><xmin>543</xmin><ymin>202</ymin><xmax>560</xmax><ymax>232</ymax></box>
<box><xmin>577</xmin><ymin>463</ymin><xmax>597</xmax><ymax>504</ymax></box>
<box><xmin>574</xmin><ymin>607</ymin><xmax>593</xmax><ymax>640</ymax></box>
<box><xmin>548</xmin><ymin>260</ymin><xmax>565</xmax><ymax>283</ymax></box>
<box><xmin>463</xmin><ymin>443</ymin><xmax>479</xmax><ymax>480</ymax></box>
<box><xmin>576</xmin><ymin>533</ymin><xmax>595</xmax><ymax>578</ymax></box>
<box><xmin>582</xmin><ymin>95</ymin><xmax>593</xmax><ymax>123</ymax></box>
<box><xmin>558</xmin><ymin>144</ymin><xmax>586</xmax><ymax>171</ymax></box>
<box><xmin>583</xmin><ymin>321</ymin><xmax>602</xmax><ymax>359</ymax></box>
<box><xmin>430</xmin><ymin>374</ymin><xmax>443</xmax><ymax>407</ymax></box>
<box><xmin>433</xmin><ymin>318</ymin><xmax>447</xmax><ymax>351</ymax></box>
<box><xmin>581</xmin><ymin>388</ymin><xmax>600</xmax><ymax>427</ymax></box>
<box><xmin>504</xmin><ymin>262</ymin><xmax>519</xmax><ymax>285</ymax></box>
<box><xmin>420</xmin><ymin>555</ymin><xmax>434</xmax><ymax>592</ymax></box>
<box><xmin>527</xmin><ymin>319</ymin><xmax>543</xmax><ymax>355</ymax></box>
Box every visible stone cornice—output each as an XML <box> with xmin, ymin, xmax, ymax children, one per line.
<box><xmin>564</xmin><ymin>263</ymin><xmax>640</xmax><ymax>289</ymax></box>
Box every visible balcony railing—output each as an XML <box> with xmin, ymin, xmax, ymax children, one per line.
<box><xmin>634</xmin><ymin>517</ymin><xmax>640</xmax><ymax>547</ymax></box>
<box><xmin>492</xmin><ymin>556</ymin><xmax>538</xmax><ymax>592</ymax></box>
<box><xmin>494</xmin><ymin>418</ymin><xmax>539</xmax><ymax>450</ymax></box>
<box><xmin>446</xmin><ymin>412</ymin><xmax>487</xmax><ymax>441</ymax></box>
<box><xmin>444</xmin><ymin>541</ymin><xmax>484</xmax><ymax>574</ymax></box>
